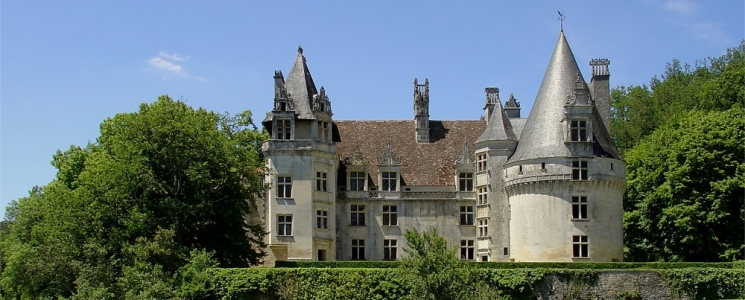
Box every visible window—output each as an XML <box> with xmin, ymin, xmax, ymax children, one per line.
<box><xmin>478</xmin><ymin>219</ymin><xmax>488</xmax><ymax>237</ymax></box>
<box><xmin>351</xmin><ymin>239</ymin><xmax>365</xmax><ymax>260</ymax></box>
<box><xmin>610</xmin><ymin>163</ymin><xmax>614</xmax><ymax>170</ymax></box>
<box><xmin>318</xmin><ymin>121</ymin><xmax>329</xmax><ymax>142</ymax></box>
<box><xmin>277</xmin><ymin>215</ymin><xmax>292</xmax><ymax>236</ymax></box>
<box><xmin>477</xmin><ymin>154</ymin><xmax>487</xmax><ymax>172</ymax></box>
<box><xmin>478</xmin><ymin>187</ymin><xmax>488</xmax><ymax>205</ymax></box>
<box><xmin>541</xmin><ymin>162</ymin><xmax>546</xmax><ymax>170</ymax></box>
<box><xmin>571</xmin><ymin>161</ymin><xmax>588</xmax><ymax>180</ymax></box>
<box><xmin>316</xmin><ymin>210</ymin><xmax>328</xmax><ymax>229</ymax></box>
<box><xmin>459</xmin><ymin>206</ymin><xmax>474</xmax><ymax>225</ymax></box>
<box><xmin>384</xmin><ymin>239</ymin><xmax>397</xmax><ymax>260</ymax></box>
<box><xmin>351</xmin><ymin>205</ymin><xmax>366</xmax><ymax>226</ymax></box>
<box><xmin>316</xmin><ymin>172</ymin><xmax>327</xmax><ymax>191</ymax></box>
<box><xmin>481</xmin><ymin>256</ymin><xmax>489</xmax><ymax>262</ymax></box>
<box><xmin>277</xmin><ymin>176</ymin><xmax>292</xmax><ymax>198</ymax></box>
<box><xmin>458</xmin><ymin>173</ymin><xmax>473</xmax><ymax>191</ymax></box>
<box><xmin>381</xmin><ymin>172</ymin><xmax>397</xmax><ymax>191</ymax></box>
<box><xmin>570</xmin><ymin>120</ymin><xmax>588</xmax><ymax>142</ymax></box>
<box><xmin>460</xmin><ymin>240</ymin><xmax>474</xmax><ymax>260</ymax></box>
<box><xmin>503</xmin><ymin>247</ymin><xmax>509</xmax><ymax>256</ymax></box>
<box><xmin>349</xmin><ymin>172</ymin><xmax>365</xmax><ymax>191</ymax></box>
<box><xmin>573</xmin><ymin>235</ymin><xmax>589</xmax><ymax>258</ymax></box>
<box><xmin>383</xmin><ymin>205</ymin><xmax>398</xmax><ymax>226</ymax></box>
<box><xmin>276</xmin><ymin>120</ymin><xmax>291</xmax><ymax>140</ymax></box>
<box><xmin>572</xmin><ymin>196</ymin><xmax>588</xmax><ymax>219</ymax></box>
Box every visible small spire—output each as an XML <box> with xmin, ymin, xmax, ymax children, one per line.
<box><xmin>297</xmin><ymin>45</ymin><xmax>303</xmax><ymax>54</ymax></box>
<box><xmin>557</xmin><ymin>11</ymin><xmax>565</xmax><ymax>32</ymax></box>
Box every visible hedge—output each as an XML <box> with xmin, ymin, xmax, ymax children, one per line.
<box><xmin>207</xmin><ymin>268</ymin><xmax>745</xmax><ymax>300</ymax></box>
<box><xmin>274</xmin><ymin>260</ymin><xmax>739</xmax><ymax>269</ymax></box>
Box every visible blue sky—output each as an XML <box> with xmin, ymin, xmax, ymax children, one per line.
<box><xmin>1</xmin><ymin>1</ymin><xmax>743</xmax><ymax>212</ymax></box>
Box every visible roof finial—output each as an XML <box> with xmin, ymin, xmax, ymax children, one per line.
<box><xmin>557</xmin><ymin>11</ymin><xmax>565</xmax><ymax>32</ymax></box>
<box><xmin>297</xmin><ymin>45</ymin><xmax>303</xmax><ymax>54</ymax></box>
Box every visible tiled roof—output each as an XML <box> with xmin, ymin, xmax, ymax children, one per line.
<box><xmin>335</xmin><ymin>120</ymin><xmax>485</xmax><ymax>187</ymax></box>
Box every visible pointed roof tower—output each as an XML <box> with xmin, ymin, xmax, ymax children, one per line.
<box><xmin>507</xmin><ymin>32</ymin><xmax>621</xmax><ymax>163</ymax></box>
<box><xmin>284</xmin><ymin>46</ymin><xmax>318</xmax><ymax>119</ymax></box>
<box><xmin>476</xmin><ymin>94</ymin><xmax>517</xmax><ymax>144</ymax></box>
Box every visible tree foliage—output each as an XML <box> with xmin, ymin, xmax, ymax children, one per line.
<box><xmin>611</xmin><ymin>40</ymin><xmax>745</xmax><ymax>153</ymax></box>
<box><xmin>623</xmin><ymin>108</ymin><xmax>745</xmax><ymax>262</ymax></box>
<box><xmin>401</xmin><ymin>228</ymin><xmax>501</xmax><ymax>299</ymax></box>
<box><xmin>611</xmin><ymin>41</ymin><xmax>745</xmax><ymax>262</ymax></box>
<box><xmin>0</xmin><ymin>96</ymin><xmax>267</xmax><ymax>299</ymax></box>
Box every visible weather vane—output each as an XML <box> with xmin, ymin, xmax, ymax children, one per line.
<box><xmin>558</xmin><ymin>11</ymin><xmax>565</xmax><ymax>32</ymax></box>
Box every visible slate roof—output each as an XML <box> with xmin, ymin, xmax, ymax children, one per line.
<box><xmin>475</xmin><ymin>101</ymin><xmax>517</xmax><ymax>144</ymax></box>
<box><xmin>284</xmin><ymin>47</ymin><xmax>317</xmax><ymax>120</ymax></box>
<box><xmin>335</xmin><ymin>120</ymin><xmax>485</xmax><ymax>187</ymax></box>
<box><xmin>507</xmin><ymin>32</ymin><xmax>622</xmax><ymax>163</ymax></box>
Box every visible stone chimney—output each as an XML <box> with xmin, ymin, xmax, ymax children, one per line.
<box><xmin>414</xmin><ymin>78</ymin><xmax>430</xmax><ymax>143</ymax></box>
<box><xmin>589</xmin><ymin>58</ymin><xmax>611</xmax><ymax>132</ymax></box>
<box><xmin>504</xmin><ymin>92</ymin><xmax>521</xmax><ymax>119</ymax></box>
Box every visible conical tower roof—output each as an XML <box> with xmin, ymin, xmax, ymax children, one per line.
<box><xmin>475</xmin><ymin>101</ymin><xmax>517</xmax><ymax>144</ymax></box>
<box><xmin>508</xmin><ymin>32</ymin><xmax>621</xmax><ymax>163</ymax></box>
<box><xmin>284</xmin><ymin>46</ymin><xmax>318</xmax><ymax>119</ymax></box>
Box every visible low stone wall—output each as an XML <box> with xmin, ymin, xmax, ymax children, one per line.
<box><xmin>531</xmin><ymin>270</ymin><xmax>680</xmax><ymax>299</ymax></box>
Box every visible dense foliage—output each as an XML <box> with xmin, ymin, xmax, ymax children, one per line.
<box><xmin>612</xmin><ymin>41</ymin><xmax>745</xmax><ymax>262</ymax></box>
<box><xmin>0</xmin><ymin>96</ymin><xmax>268</xmax><ymax>299</ymax></box>
<box><xmin>275</xmin><ymin>260</ymin><xmax>740</xmax><ymax>269</ymax></box>
<box><xmin>207</xmin><ymin>267</ymin><xmax>745</xmax><ymax>300</ymax></box>
<box><xmin>610</xmin><ymin>41</ymin><xmax>745</xmax><ymax>153</ymax></box>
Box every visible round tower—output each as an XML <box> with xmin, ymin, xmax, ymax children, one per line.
<box><xmin>504</xmin><ymin>32</ymin><xmax>626</xmax><ymax>262</ymax></box>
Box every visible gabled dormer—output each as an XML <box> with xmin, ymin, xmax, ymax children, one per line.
<box><xmin>270</xmin><ymin>70</ymin><xmax>295</xmax><ymax>140</ymax></box>
<box><xmin>564</xmin><ymin>72</ymin><xmax>595</xmax><ymax>156</ymax></box>
<box><xmin>343</xmin><ymin>147</ymin><xmax>369</xmax><ymax>192</ymax></box>
<box><xmin>376</xmin><ymin>142</ymin><xmax>402</xmax><ymax>192</ymax></box>
<box><xmin>454</xmin><ymin>141</ymin><xmax>475</xmax><ymax>193</ymax></box>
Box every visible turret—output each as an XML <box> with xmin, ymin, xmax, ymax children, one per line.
<box><xmin>414</xmin><ymin>78</ymin><xmax>430</xmax><ymax>143</ymax></box>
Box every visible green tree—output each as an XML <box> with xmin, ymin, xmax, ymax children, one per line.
<box><xmin>623</xmin><ymin>108</ymin><xmax>745</xmax><ymax>262</ymax></box>
<box><xmin>610</xmin><ymin>41</ymin><xmax>745</xmax><ymax>154</ymax></box>
<box><xmin>401</xmin><ymin>228</ymin><xmax>478</xmax><ymax>300</ymax></box>
<box><xmin>0</xmin><ymin>96</ymin><xmax>268</xmax><ymax>298</ymax></box>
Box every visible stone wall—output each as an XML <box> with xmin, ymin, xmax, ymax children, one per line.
<box><xmin>531</xmin><ymin>271</ymin><xmax>683</xmax><ymax>300</ymax></box>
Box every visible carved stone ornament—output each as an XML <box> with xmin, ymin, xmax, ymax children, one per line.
<box><xmin>377</xmin><ymin>142</ymin><xmax>402</xmax><ymax>165</ymax></box>
<box><xmin>344</xmin><ymin>148</ymin><xmax>369</xmax><ymax>166</ymax></box>
<box><xmin>455</xmin><ymin>141</ymin><xmax>474</xmax><ymax>165</ymax></box>
<box><xmin>312</xmin><ymin>86</ymin><xmax>332</xmax><ymax>112</ymax></box>
<box><xmin>505</xmin><ymin>92</ymin><xmax>520</xmax><ymax>108</ymax></box>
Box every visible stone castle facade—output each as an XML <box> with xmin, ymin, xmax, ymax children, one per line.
<box><xmin>257</xmin><ymin>31</ymin><xmax>626</xmax><ymax>265</ymax></box>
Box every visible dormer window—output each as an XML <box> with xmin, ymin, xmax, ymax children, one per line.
<box><xmin>349</xmin><ymin>171</ymin><xmax>365</xmax><ymax>191</ymax></box>
<box><xmin>381</xmin><ymin>172</ymin><xmax>398</xmax><ymax>191</ymax></box>
<box><xmin>276</xmin><ymin>120</ymin><xmax>292</xmax><ymax>140</ymax></box>
<box><xmin>570</xmin><ymin>120</ymin><xmax>588</xmax><ymax>142</ymax></box>
<box><xmin>458</xmin><ymin>173</ymin><xmax>473</xmax><ymax>191</ymax></box>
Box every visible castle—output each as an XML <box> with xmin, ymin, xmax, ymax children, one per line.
<box><xmin>258</xmin><ymin>31</ymin><xmax>626</xmax><ymax>264</ymax></box>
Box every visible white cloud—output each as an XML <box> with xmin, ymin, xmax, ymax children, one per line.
<box><xmin>158</xmin><ymin>51</ymin><xmax>189</xmax><ymax>62</ymax></box>
<box><xmin>148</xmin><ymin>56</ymin><xmax>188</xmax><ymax>78</ymax></box>
<box><xmin>662</xmin><ymin>0</ymin><xmax>698</xmax><ymax>14</ymax></box>
<box><xmin>147</xmin><ymin>51</ymin><xmax>206</xmax><ymax>81</ymax></box>
<box><xmin>688</xmin><ymin>22</ymin><xmax>732</xmax><ymax>46</ymax></box>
